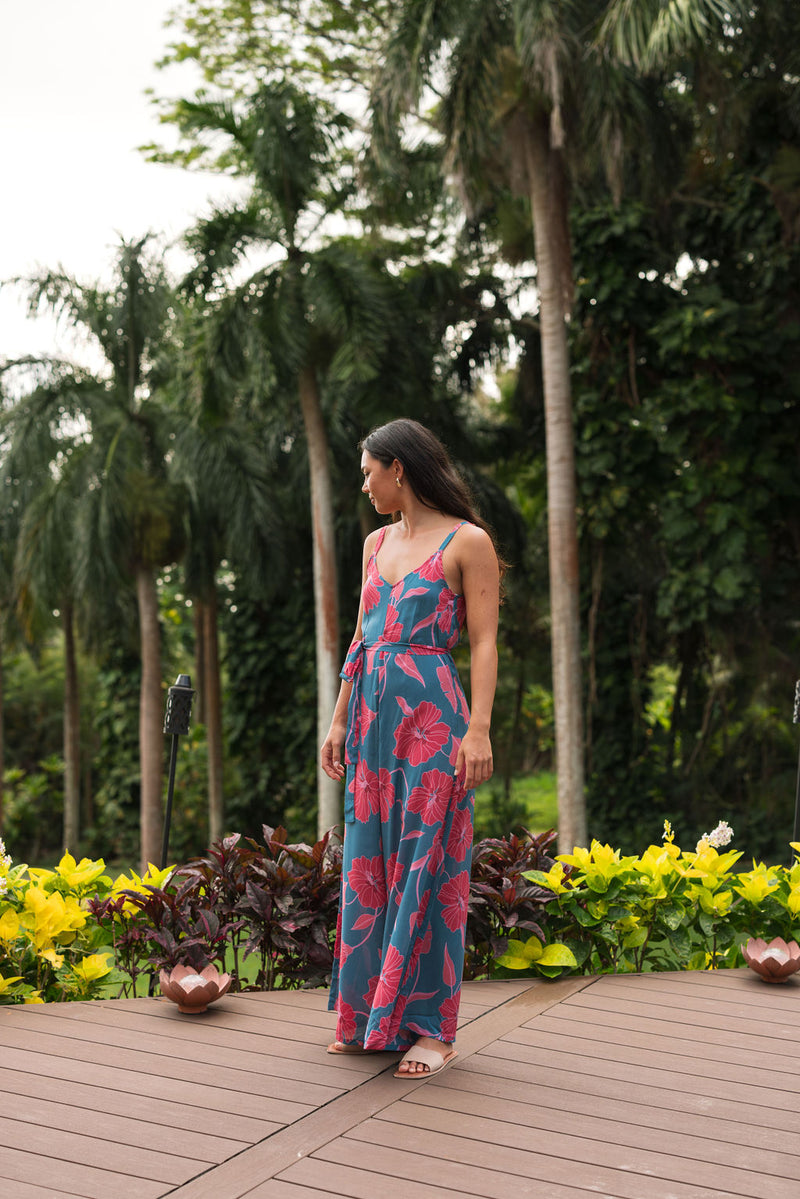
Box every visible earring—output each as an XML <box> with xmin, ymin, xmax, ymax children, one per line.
<box><xmin>396</xmin><ymin>476</ymin><xmax>402</xmax><ymax>488</ymax></box>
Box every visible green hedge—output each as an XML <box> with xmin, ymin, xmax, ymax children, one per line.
<box><xmin>499</xmin><ymin>821</ymin><xmax>800</xmax><ymax>976</ymax></box>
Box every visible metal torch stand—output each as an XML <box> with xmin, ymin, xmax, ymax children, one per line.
<box><xmin>150</xmin><ymin>673</ymin><xmax>195</xmax><ymax>998</ymax></box>
<box><xmin>161</xmin><ymin>673</ymin><xmax>196</xmax><ymax>870</ymax></box>
<box><xmin>793</xmin><ymin>681</ymin><xmax>800</xmax><ymax>851</ymax></box>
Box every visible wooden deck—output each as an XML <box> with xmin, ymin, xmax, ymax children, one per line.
<box><xmin>1</xmin><ymin>969</ymin><xmax>799</xmax><ymax>1198</ymax></box>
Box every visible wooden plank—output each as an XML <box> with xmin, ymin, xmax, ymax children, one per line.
<box><xmin>3</xmin><ymin>1091</ymin><xmax>245</xmax><ymax>1161</ymax></box>
<box><xmin>464</xmin><ymin>1045</ymin><xmax>800</xmax><ymax>1131</ymax></box>
<box><xmin>535</xmin><ymin>1005</ymin><xmax>797</xmax><ymax>1063</ymax></box>
<box><xmin>4</xmin><ymin>969</ymin><xmax>798</xmax><ymax>1199</ymax></box>
<box><xmin>586</xmin><ymin>969</ymin><xmax>799</xmax><ymax>1005</ymax></box>
<box><xmin>0</xmin><ymin>1043</ymin><xmax>294</xmax><ymax>1127</ymax></box>
<box><xmin>277</xmin><ymin>1148</ymin><xmax>592</xmax><ymax>1199</ymax></box>
<box><xmin>220</xmin><ymin>988</ymin><xmax>331</xmax><ymax>1008</ymax></box>
<box><xmin>503</xmin><ymin>1023</ymin><xmax>800</xmax><ymax>1093</ymax></box>
<box><xmin>246</xmin><ymin>1182</ymin><xmax>335</xmax><ymax>1199</ymax></box>
<box><xmin>370</xmin><ymin>1103</ymin><xmax>800</xmax><ymax>1198</ymax></box>
<box><xmin>426</xmin><ymin>1062</ymin><xmax>800</xmax><ymax>1150</ymax></box>
<box><xmin>401</xmin><ymin>1084</ymin><xmax>800</xmax><ymax>1179</ymax></box>
<box><xmin>0</xmin><ymin>1144</ymin><xmax>165</xmax><ymax>1199</ymax></box>
<box><xmin>0</xmin><ymin>1065</ymin><xmax>270</xmax><ymax>1143</ymax></box>
<box><xmin>0</xmin><ymin>1008</ymin><xmax>380</xmax><ymax>1089</ymax></box>
<box><xmin>0</xmin><ymin>1116</ymin><xmax>200</xmax><ymax>1185</ymax></box>
<box><xmin>339</xmin><ymin>1122</ymin><xmax>737</xmax><ymax>1199</ymax></box>
<box><xmin>0</xmin><ymin>1027</ymin><xmax>347</xmax><ymax>1111</ymax></box>
<box><xmin>7</xmin><ymin>1002</ymin><xmax>347</xmax><ymax>1052</ymax></box>
<box><xmin>572</xmin><ymin>979</ymin><xmax>800</xmax><ymax>1024</ymax></box>
<box><xmin>0</xmin><ymin>1180</ymin><xmax>76</xmax><ymax>1199</ymax></box>
<box><xmin>166</xmin><ymin>979</ymin><xmax>564</xmax><ymax>1198</ymax></box>
<box><xmin>94</xmin><ymin>994</ymin><xmax>337</xmax><ymax>1032</ymax></box>
<box><xmin>458</xmin><ymin>979</ymin><xmax>541</xmax><ymax>1003</ymax></box>
<box><xmin>563</xmin><ymin>985</ymin><xmax>800</xmax><ymax>1033</ymax></box>
<box><xmin>478</xmin><ymin>1037</ymin><xmax>799</xmax><ymax>1114</ymax></box>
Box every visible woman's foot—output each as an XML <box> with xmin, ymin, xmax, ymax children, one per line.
<box><xmin>327</xmin><ymin>1041</ymin><xmax>369</xmax><ymax>1055</ymax></box>
<box><xmin>394</xmin><ymin>1036</ymin><xmax>457</xmax><ymax>1077</ymax></box>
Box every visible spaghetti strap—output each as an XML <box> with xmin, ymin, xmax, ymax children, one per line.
<box><xmin>371</xmin><ymin>526</ymin><xmax>389</xmax><ymax>560</ymax></box>
<box><xmin>437</xmin><ymin>521</ymin><xmax>467</xmax><ymax>554</ymax></box>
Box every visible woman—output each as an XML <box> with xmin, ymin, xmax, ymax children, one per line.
<box><xmin>321</xmin><ymin>418</ymin><xmax>501</xmax><ymax>1078</ymax></box>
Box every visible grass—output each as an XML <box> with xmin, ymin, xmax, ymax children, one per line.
<box><xmin>473</xmin><ymin>770</ymin><xmax>558</xmax><ymax>840</ymax></box>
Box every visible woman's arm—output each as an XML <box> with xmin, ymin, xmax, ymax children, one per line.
<box><xmin>320</xmin><ymin>530</ymin><xmax>378</xmax><ymax>782</ymax></box>
<box><xmin>455</xmin><ymin>526</ymin><xmax>500</xmax><ymax>790</ymax></box>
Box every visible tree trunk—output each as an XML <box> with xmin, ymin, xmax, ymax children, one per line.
<box><xmin>62</xmin><ymin>603</ymin><xmax>81</xmax><ymax>852</ymax></box>
<box><xmin>136</xmin><ymin>566</ymin><xmax>163</xmax><ymax>870</ymax></box>
<box><xmin>0</xmin><ymin>629</ymin><xmax>4</xmax><ymax>834</ymax></box>
<box><xmin>298</xmin><ymin>365</ymin><xmax>341</xmax><ymax>839</ymax></box>
<box><xmin>203</xmin><ymin>590</ymin><xmax>225</xmax><ymax>846</ymax></box>
<box><xmin>194</xmin><ymin>603</ymin><xmax>207</xmax><ymax>726</ymax></box>
<box><xmin>525</xmin><ymin>112</ymin><xmax>586</xmax><ymax>851</ymax></box>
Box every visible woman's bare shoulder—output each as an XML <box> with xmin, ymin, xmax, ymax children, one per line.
<box><xmin>455</xmin><ymin>522</ymin><xmax>496</xmax><ymax>559</ymax></box>
<box><xmin>362</xmin><ymin>525</ymin><xmax>383</xmax><ymax>561</ymax></box>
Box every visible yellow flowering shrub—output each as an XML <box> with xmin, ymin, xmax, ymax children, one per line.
<box><xmin>0</xmin><ymin>840</ymin><xmax>120</xmax><ymax>1003</ymax></box>
<box><xmin>498</xmin><ymin>821</ymin><xmax>800</xmax><ymax>976</ymax></box>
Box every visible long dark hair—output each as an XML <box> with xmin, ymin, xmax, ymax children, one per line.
<box><xmin>360</xmin><ymin>419</ymin><xmax>505</xmax><ymax>571</ymax></box>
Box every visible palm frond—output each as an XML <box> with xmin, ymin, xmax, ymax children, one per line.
<box><xmin>371</xmin><ymin>0</ymin><xmax>468</xmax><ymax>161</ymax></box>
<box><xmin>183</xmin><ymin>197</ymin><xmax>281</xmax><ymax>296</ymax></box>
<box><xmin>597</xmin><ymin>0</ymin><xmax>747</xmax><ymax>71</ymax></box>
<box><xmin>304</xmin><ymin>241</ymin><xmax>392</xmax><ymax>383</ymax></box>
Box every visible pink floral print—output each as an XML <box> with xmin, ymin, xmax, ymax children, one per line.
<box><xmin>328</xmin><ymin>523</ymin><xmax>474</xmax><ymax>1050</ymax></box>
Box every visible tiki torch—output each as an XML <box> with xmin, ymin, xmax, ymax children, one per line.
<box><xmin>793</xmin><ymin>681</ymin><xmax>800</xmax><ymax>848</ymax></box>
<box><xmin>161</xmin><ymin>673</ymin><xmax>195</xmax><ymax>870</ymax></box>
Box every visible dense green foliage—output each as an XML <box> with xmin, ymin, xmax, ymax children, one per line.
<box><xmin>499</xmin><ymin>823</ymin><xmax>800</xmax><ymax>977</ymax></box>
<box><xmin>2</xmin><ymin>1</ymin><xmax>800</xmax><ymax>868</ymax></box>
<box><xmin>1</xmin><ymin>827</ymin><xmax>559</xmax><ymax>1001</ymax></box>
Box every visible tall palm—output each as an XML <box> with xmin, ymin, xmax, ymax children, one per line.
<box><xmin>8</xmin><ymin>238</ymin><xmax>183</xmax><ymax>868</ymax></box>
<box><xmin>12</xmin><ymin>439</ymin><xmax>85</xmax><ymax>851</ymax></box>
<box><xmin>0</xmin><ymin>364</ymin><xmax>102</xmax><ymax>851</ymax></box>
<box><xmin>175</xmin><ymin>80</ymin><xmax>393</xmax><ymax>836</ymax></box>
<box><xmin>372</xmin><ymin>0</ymin><xmax>744</xmax><ymax>849</ymax></box>
<box><xmin>168</xmin><ymin>302</ymin><xmax>286</xmax><ymax>843</ymax></box>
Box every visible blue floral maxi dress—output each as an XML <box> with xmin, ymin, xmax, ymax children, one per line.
<box><xmin>328</xmin><ymin>523</ymin><xmax>474</xmax><ymax>1050</ymax></box>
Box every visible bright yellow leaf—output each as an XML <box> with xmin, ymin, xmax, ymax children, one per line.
<box><xmin>55</xmin><ymin>852</ymin><xmax>107</xmax><ymax>890</ymax></box>
<box><xmin>558</xmin><ymin>845</ymin><xmax>595</xmax><ymax>871</ymax></box>
<box><xmin>71</xmin><ymin>953</ymin><xmax>113</xmax><ymax>983</ymax></box>
<box><xmin>537</xmin><ymin>943</ymin><xmax>578</xmax><ymax>967</ymax></box>
<box><xmin>697</xmin><ymin>888</ymin><xmax>733</xmax><ymax>917</ymax></box>
<box><xmin>532</xmin><ymin>863</ymin><xmax>571</xmax><ymax>893</ymax></box>
<box><xmin>733</xmin><ymin>864</ymin><xmax>779</xmax><ymax>904</ymax></box>
<box><xmin>0</xmin><ymin>908</ymin><xmax>20</xmax><ymax>942</ymax></box>
<box><xmin>141</xmin><ymin>863</ymin><xmax>175</xmax><ymax>889</ymax></box>
<box><xmin>26</xmin><ymin>867</ymin><xmax>55</xmax><ymax>884</ymax></box>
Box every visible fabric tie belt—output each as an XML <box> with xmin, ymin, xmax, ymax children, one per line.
<box><xmin>340</xmin><ymin>638</ymin><xmax>452</xmax><ymax>769</ymax></box>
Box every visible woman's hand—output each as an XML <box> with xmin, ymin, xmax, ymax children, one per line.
<box><xmin>455</xmin><ymin>725</ymin><xmax>493</xmax><ymax>790</ymax></box>
<box><xmin>321</xmin><ymin>722</ymin><xmax>347</xmax><ymax>781</ymax></box>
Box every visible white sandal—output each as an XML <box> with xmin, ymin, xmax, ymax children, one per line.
<box><xmin>393</xmin><ymin>1044</ymin><xmax>457</xmax><ymax>1079</ymax></box>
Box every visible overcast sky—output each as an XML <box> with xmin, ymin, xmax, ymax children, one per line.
<box><xmin>1</xmin><ymin>0</ymin><xmax>236</xmax><ymax>364</ymax></box>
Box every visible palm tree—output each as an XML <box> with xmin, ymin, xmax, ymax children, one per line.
<box><xmin>168</xmin><ymin>305</ymin><xmax>286</xmax><ymax>844</ymax></box>
<box><xmin>0</xmin><ymin>363</ymin><xmax>100</xmax><ymax>852</ymax></box>
<box><xmin>7</xmin><ymin>239</ymin><xmax>183</xmax><ymax>868</ymax></box>
<box><xmin>372</xmin><ymin>0</ymin><xmax>745</xmax><ymax>849</ymax></box>
<box><xmin>175</xmin><ymin>80</ymin><xmax>394</xmax><ymax>836</ymax></box>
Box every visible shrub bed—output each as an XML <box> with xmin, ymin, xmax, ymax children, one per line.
<box><xmin>5</xmin><ymin>820</ymin><xmax>794</xmax><ymax>1004</ymax></box>
<box><xmin>499</xmin><ymin>821</ymin><xmax>800</xmax><ymax>976</ymax></box>
<box><xmin>0</xmin><ymin>826</ymin><xmax>557</xmax><ymax>1002</ymax></box>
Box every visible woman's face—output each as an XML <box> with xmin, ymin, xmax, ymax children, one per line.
<box><xmin>361</xmin><ymin>451</ymin><xmax>399</xmax><ymax>514</ymax></box>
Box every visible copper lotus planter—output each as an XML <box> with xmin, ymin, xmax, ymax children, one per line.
<box><xmin>742</xmin><ymin>937</ymin><xmax>800</xmax><ymax>983</ymax></box>
<box><xmin>159</xmin><ymin>963</ymin><xmax>232</xmax><ymax>1012</ymax></box>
